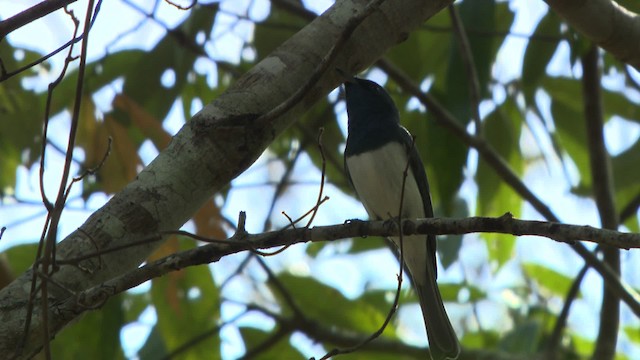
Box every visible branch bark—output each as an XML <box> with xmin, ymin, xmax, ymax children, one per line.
<box><xmin>544</xmin><ymin>0</ymin><xmax>640</xmax><ymax>70</ymax></box>
<box><xmin>582</xmin><ymin>45</ymin><xmax>620</xmax><ymax>360</ymax></box>
<box><xmin>0</xmin><ymin>0</ymin><xmax>78</xmax><ymax>40</ymax></box>
<box><xmin>26</xmin><ymin>214</ymin><xmax>640</xmax><ymax>332</ymax></box>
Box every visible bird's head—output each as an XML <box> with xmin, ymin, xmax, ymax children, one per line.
<box><xmin>343</xmin><ymin>77</ymin><xmax>400</xmax><ymax>132</ymax></box>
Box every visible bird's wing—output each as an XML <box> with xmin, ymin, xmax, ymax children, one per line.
<box><xmin>398</xmin><ymin>126</ymin><xmax>437</xmax><ymax>276</ymax></box>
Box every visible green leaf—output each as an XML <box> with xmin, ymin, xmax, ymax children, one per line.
<box><xmin>411</xmin><ymin>108</ymin><xmax>467</xmax><ymax>216</ymax></box>
<box><xmin>437</xmin><ymin>197</ymin><xmax>467</xmax><ymax>268</ymax></box>
<box><xmin>569</xmin><ymin>333</ymin><xmax>595</xmax><ymax>358</ymax></box>
<box><xmin>389</xmin><ymin>89</ymin><xmax>463</xmax><ymax>212</ymax></box>
<box><xmin>122</xmin><ymin>292</ymin><xmax>152</xmax><ymax>324</ymax></box>
<box><xmin>439</xmin><ymin>282</ymin><xmax>485</xmax><ymax>303</ymax></box>
<box><xmin>48</xmin><ymin>50</ymin><xmax>146</xmax><ymax>116</ymax></box>
<box><xmin>542</xmin><ymin>76</ymin><xmax>640</xmax><ymax>123</ymax></box>
<box><xmin>476</xmin><ymin>98</ymin><xmax>522</xmax><ymax>215</ymax></box>
<box><xmin>180</xmin><ymin>70</ymin><xmax>227</xmax><ymax>124</ymax></box>
<box><xmin>386</xmin><ymin>9</ymin><xmax>451</xmax><ymax>80</ymax></box>
<box><xmin>624</xmin><ymin>325</ymin><xmax>640</xmax><ymax>344</ymax></box>
<box><xmin>476</xmin><ymin>98</ymin><xmax>522</xmax><ymax>265</ymax></box>
<box><xmin>273</xmin><ymin>273</ymin><xmax>397</xmax><ymax>338</ymax></box>
<box><xmin>622</xmin><ymin>213</ymin><xmax>639</xmax><ymax>234</ymax></box>
<box><xmin>437</xmin><ymin>234</ymin><xmax>463</xmax><ymax>269</ymax></box>
<box><xmin>460</xmin><ymin>329</ymin><xmax>500</xmax><ymax>351</ymax></box>
<box><xmin>0</xmin><ymin>41</ymin><xmax>45</xmax><ymax>191</ymax></box>
<box><xmin>2</xmin><ymin>243</ymin><xmax>39</xmax><ymax>275</ymax></box>
<box><xmin>282</xmin><ymin>97</ymin><xmax>350</xmax><ymax>194</ymax></box>
<box><xmin>499</xmin><ymin>320</ymin><xmax>543</xmax><ymax>354</ymax></box>
<box><xmin>150</xmin><ymin>237</ymin><xmax>221</xmax><ymax>360</ymax></box>
<box><xmin>358</xmin><ymin>289</ymin><xmax>400</xmax><ymax>315</ymax></box>
<box><xmin>612</xmin><ymin>140</ymin><xmax>640</xmax><ymax>195</ymax></box>
<box><xmin>239</xmin><ymin>327</ymin><xmax>305</xmax><ymax>359</ymax></box>
<box><xmin>522</xmin><ymin>263</ymin><xmax>574</xmax><ymax>297</ymax></box>
<box><xmin>347</xmin><ymin>236</ymin><xmax>386</xmax><ymax>254</ymax></box>
<box><xmin>253</xmin><ymin>2</ymin><xmax>308</xmax><ymax>60</ymax></box>
<box><xmin>611</xmin><ymin>139</ymin><xmax>640</xmax><ymax>221</ymax></box>
<box><xmin>550</xmin><ymin>95</ymin><xmax>591</xmax><ymax>192</ymax></box>
<box><xmin>52</xmin><ymin>295</ymin><xmax>126</xmax><ymax>360</ymax></box>
<box><xmin>335</xmin><ymin>350</ymin><xmax>422</xmax><ymax>360</ymax></box>
<box><xmin>544</xmin><ymin>76</ymin><xmax>640</xmax><ymax>198</ymax></box>
<box><xmin>120</xmin><ymin>6</ymin><xmax>218</xmax><ymax>125</ymax></box>
<box><xmin>0</xmin><ymin>144</ymin><xmax>20</xmax><ymax>195</ymax></box>
<box><xmin>448</xmin><ymin>0</ymin><xmax>511</xmax><ymax>102</ymax></box>
<box><xmin>139</xmin><ymin>326</ymin><xmax>169</xmax><ymax>360</ymax></box>
<box><xmin>521</xmin><ymin>12</ymin><xmax>561</xmax><ymax>104</ymax></box>
<box><xmin>567</xmin><ymin>30</ymin><xmax>591</xmax><ymax>68</ymax></box>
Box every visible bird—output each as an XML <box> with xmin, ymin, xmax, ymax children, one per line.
<box><xmin>342</xmin><ymin>76</ymin><xmax>460</xmax><ymax>360</ymax></box>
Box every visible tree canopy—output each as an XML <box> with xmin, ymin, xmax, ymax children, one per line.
<box><xmin>1</xmin><ymin>0</ymin><xmax>640</xmax><ymax>359</ymax></box>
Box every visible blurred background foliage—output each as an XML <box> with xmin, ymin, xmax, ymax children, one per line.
<box><xmin>1</xmin><ymin>0</ymin><xmax>640</xmax><ymax>359</ymax></box>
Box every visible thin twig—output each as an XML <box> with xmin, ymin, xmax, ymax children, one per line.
<box><xmin>544</xmin><ymin>264</ymin><xmax>588</xmax><ymax>359</ymax></box>
<box><xmin>63</xmin><ymin>137</ymin><xmax>112</xmax><ymax>204</ymax></box>
<box><xmin>448</xmin><ymin>5</ymin><xmax>482</xmax><ymax>135</ymax></box>
<box><xmin>245</xmin><ymin>303</ymin><xmax>434</xmax><ymax>358</ymax></box>
<box><xmin>39</xmin><ymin>3</ymin><xmax>97</xmax><ymax>356</ymax></box>
<box><xmin>262</xmin><ymin>148</ymin><xmax>302</xmax><ymax>230</ymax></box>
<box><xmin>0</xmin><ymin>0</ymin><xmax>78</xmax><ymax>39</ymax></box>
<box><xmin>164</xmin><ymin>0</ymin><xmax>196</xmax><ymax>11</ymax></box>
<box><xmin>257</xmin><ymin>257</ymin><xmax>306</xmax><ymax>319</ymax></box>
<box><xmin>19</xmin><ymin>4</ymin><xmax>84</xmax><ymax>356</ymax></box>
<box><xmin>305</xmin><ymin>128</ymin><xmax>327</xmax><ymax>228</ymax></box>
<box><xmin>280</xmin><ymin>196</ymin><xmax>331</xmax><ymax>231</ymax></box>
<box><xmin>620</xmin><ymin>191</ymin><xmax>640</xmax><ymax>223</ymax></box>
<box><xmin>161</xmin><ymin>312</ymin><xmax>246</xmax><ymax>360</ymax></box>
<box><xmin>0</xmin><ymin>1</ymin><xmax>103</xmax><ymax>83</ymax></box>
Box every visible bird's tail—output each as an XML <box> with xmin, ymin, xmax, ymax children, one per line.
<box><xmin>414</xmin><ymin>278</ymin><xmax>460</xmax><ymax>360</ymax></box>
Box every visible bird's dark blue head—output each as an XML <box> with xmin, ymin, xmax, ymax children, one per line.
<box><xmin>344</xmin><ymin>78</ymin><xmax>400</xmax><ymax>132</ymax></box>
<box><xmin>344</xmin><ymin>77</ymin><xmax>401</xmax><ymax>155</ymax></box>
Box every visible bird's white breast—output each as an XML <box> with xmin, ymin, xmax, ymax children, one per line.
<box><xmin>346</xmin><ymin>142</ymin><xmax>429</xmax><ymax>283</ymax></box>
<box><xmin>346</xmin><ymin>142</ymin><xmax>425</xmax><ymax>221</ymax></box>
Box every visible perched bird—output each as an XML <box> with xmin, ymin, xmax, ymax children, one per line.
<box><xmin>343</xmin><ymin>76</ymin><xmax>460</xmax><ymax>360</ymax></box>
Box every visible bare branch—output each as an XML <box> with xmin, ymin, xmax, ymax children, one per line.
<box><xmin>0</xmin><ymin>0</ymin><xmax>78</xmax><ymax>39</ymax></box>
<box><xmin>581</xmin><ymin>45</ymin><xmax>620</xmax><ymax>360</ymax></box>
<box><xmin>38</xmin><ymin>215</ymin><xmax>640</xmax><ymax>329</ymax></box>
<box><xmin>545</xmin><ymin>264</ymin><xmax>588</xmax><ymax>359</ymax></box>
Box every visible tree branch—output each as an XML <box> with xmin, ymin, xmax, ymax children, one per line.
<box><xmin>582</xmin><ymin>45</ymin><xmax>620</xmax><ymax>360</ymax></box>
<box><xmin>36</xmin><ymin>214</ymin><xmax>640</xmax><ymax>330</ymax></box>
<box><xmin>543</xmin><ymin>0</ymin><xmax>640</xmax><ymax>70</ymax></box>
<box><xmin>0</xmin><ymin>0</ymin><xmax>78</xmax><ymax>40</ymax></box>
<box><xmin>545</xmin><ymin>264</ymin><xmax>588</xmax><ymax>359</ymax></box>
